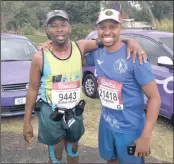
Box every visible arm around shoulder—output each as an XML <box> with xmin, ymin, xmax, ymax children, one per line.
<box><xmin>77</xmin><ymin>40</ymin><xmax>98</xmax><ymax>56</ymax></box>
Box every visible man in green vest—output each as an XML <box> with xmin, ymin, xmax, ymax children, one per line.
<box><xmin>23</xmin><ymin>10</ymin><xmax>147</xmax><ymax>164</ymax></box>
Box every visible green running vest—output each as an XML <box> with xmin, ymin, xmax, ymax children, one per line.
<box><xmin>40</xmin><ymin>41</ymin><xmax>83</xmax><ymax>110</ymax></box>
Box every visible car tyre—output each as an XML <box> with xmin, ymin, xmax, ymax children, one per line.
<box><xmin>83</xmin><ymin>74</ymin><xmax>98</xmax><ymax>98</ymax></box>
<box><xmin>171</xmin><ymin>114</ymin><xmax>174</xmax><ymax>127</ymax></box>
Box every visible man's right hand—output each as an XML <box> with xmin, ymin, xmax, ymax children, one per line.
<box><xmin>41</xmin><ymin>40</ymin><xmax>53</xmax><ymax>52</ymax></box>
<box><xmin>23</xmin><ymin>123</ymin><xmax>33</xmax><ymax>144</ymax></box>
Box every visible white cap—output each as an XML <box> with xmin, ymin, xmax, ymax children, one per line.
<box><xmin>96</xmin><ymin>9</ymin><xmax>122</xmax><ymax>24</ymax></box>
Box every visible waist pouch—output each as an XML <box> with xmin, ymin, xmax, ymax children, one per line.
<box><xmin>64</xmin><ymin>106</ymin><xmax>85</xmax><ymax>143</ymax></box>
<box><xmin>57</xmin><ymin>100</ymin><xmax>86</xmax><ymax>143</ymax></box>
<box><xmin>35</xmin><ymin>99</ymin><xmax>85</xmax><ymax>143</ymax></box>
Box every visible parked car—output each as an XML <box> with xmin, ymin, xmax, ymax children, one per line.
<box><xmin>1</xmin><ymin>33</ymin><xmax>38</xmax><ymax>117</ymax></box>
<box><xmin>82</xmin><ymin>29</ymin><xmax>174</xmax><ymax>125</ymax></box>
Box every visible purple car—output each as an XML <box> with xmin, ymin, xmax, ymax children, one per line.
<box><xmin>1</xmin><ymin>33</ymin><xmax>38</xmax><ymax>117</ymax></box>
<box><xmin>82</xmin><ymin>29</ymin><xmax>174</xmax><ymax>125</ymax></box>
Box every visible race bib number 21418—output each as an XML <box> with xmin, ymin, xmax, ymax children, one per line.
<box><xmin>98</xmin><ymin>78</ymin><xmax>123</xmax><ymax>110</ymax></box>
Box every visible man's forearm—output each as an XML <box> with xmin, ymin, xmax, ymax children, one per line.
<box><xmin>24</xmin><ymin>87</ymin><xmax>39</xmax><ymax>123</ymax></box>
<box><xmin>141</xmin><ymin>97</ymin><xmax>161</xmax><ymax>138</ymax></box>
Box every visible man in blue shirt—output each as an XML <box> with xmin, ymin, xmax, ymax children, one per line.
<box><xmin>85</xmin><ymin>9</ymin><xmax>161</xmax><ymax>163</ymax></box>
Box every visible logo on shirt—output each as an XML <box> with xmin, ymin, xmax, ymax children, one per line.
<box><xmin>97</xmin><ymin>59</ymin><xmax>104</xmax><ymax>65</ymax></box>
<box><xmin>114</xmin><ymin>58</ymin><xmax>128</xmax><ymax>74</ymax></box>
<box><xmin>74</xmin><ymin>74</ymin><xmax>80</xmax><ymax>80</ymax></box>
<box><xmin>53</xmin><ymin>75</ymin><xmax>62</xmax><ymax>82</ymax></box>
<box><xmin>62</xmin><ymin>76</ymin><xmax>68</xmax><ymax>82</ymax></box>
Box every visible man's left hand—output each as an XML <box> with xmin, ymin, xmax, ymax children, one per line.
<box><xmin>126</xmin><ymin>39</ymin><xmax>147</xmax><ymax>64</ymax></box>
<box><xmin>41</xmin><ymin>40</ymin><xmax>53</xmax><ymax>52</ymax></box>
<box><xmin>134</xmin><ymin>136</ymin><xmax>151</xmax><ymax>158</ymax></box>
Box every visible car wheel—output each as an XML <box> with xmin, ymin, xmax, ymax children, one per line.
<box><xmin>83</xmin><ymin>74</ymin><xmax>98</xmax><ymax>98</ymax></box>
<box><xmin>171</xmin><ymin>114</ymin><xmax>174</xmax><ymax>127</ymax></box>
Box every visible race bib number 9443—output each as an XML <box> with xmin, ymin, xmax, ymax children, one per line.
<box><xmin>52</xmin><ymin>81</ymin><xmax>80</xmax><ymax>109</ymax></box>
<box><xmin>98</xmin><ymin>78</ymin><xmax>123</xmax><ymax>110</ymax></box>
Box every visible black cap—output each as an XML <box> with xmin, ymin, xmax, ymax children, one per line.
<box><xmin>45</xmin><ymin>10</ymin><xmax>69</xmax><ymax>25</ymax></box>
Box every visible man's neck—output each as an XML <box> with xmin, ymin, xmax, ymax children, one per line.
<box><xmin>51</xmin><ymin>41</ymin><xmax>71</xmax><ymax>59</ymax></box>
<box><xmin>52</xmin><ymin>41</ymin><xmax>70</xmax><ymax>53</ymax></box>
<box><xmin>105</xmin><ymin>39</ymin><xmax>124</xmax><ymax>53</ymax></box>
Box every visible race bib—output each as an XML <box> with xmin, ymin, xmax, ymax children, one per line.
<box><xmin>52</xmin><ymin>81</ymin><xmax>80</xmax><ymax>109</ymax></box>
<box><xmin>98</xmin><ymin>77</ymin><xmax>123</xmax><ymax>110</ymax></box>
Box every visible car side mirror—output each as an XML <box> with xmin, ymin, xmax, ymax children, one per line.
<box><xmin>157</xmin><ymin>56</ymin><xmax>173</xmax><ymax>69</ymax></box>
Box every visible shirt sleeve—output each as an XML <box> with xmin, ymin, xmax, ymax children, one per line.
<box><xmin>84</xmin><ymin>50</ymin><xmax>96</xmax><ymax>66</ymax></box>
<box><xmin>133</xmin><ymin>58</ymin><xmax>155</xmax><ymax>86</ymax></box>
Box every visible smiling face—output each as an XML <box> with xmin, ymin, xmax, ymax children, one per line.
<box><xmin>96</xmin><ymin>20</ymin><xmax>122</xmax><ymax>48</ymax></box>
<box><xmin>46</xmin><ymin>17</ymin><xmax>71</xmax><ymax>46</ymax></box>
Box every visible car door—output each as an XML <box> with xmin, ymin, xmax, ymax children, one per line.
<box><xmin>134</xmin><ymin>35</ymin><xmax>173</xmax><ymax>119</ymax></box>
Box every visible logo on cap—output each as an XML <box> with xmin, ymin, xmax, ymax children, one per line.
<box><xmin>105</xmin><ymin>10</ymin><xmax>114</xmax><ymax>16</ymax></box>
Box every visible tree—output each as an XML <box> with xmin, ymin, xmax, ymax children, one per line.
<box><xmin>50</xmin><ymin>1</ymin><xmax>100</xmax><ymax>24</ymax></box>
<box><xmin>1</xmin><ymin>1</ymin><xmax>172</xmax><ymax>33</ymax></box>
<box><xmin>136</xmin><ymin>1</ymin><xmax>173</xmax><ymax>22</ymax></box>
<box><xmin>150</xmin><ymin>1</ymin><xmax>173</xmax><ymax>21</ymax></box>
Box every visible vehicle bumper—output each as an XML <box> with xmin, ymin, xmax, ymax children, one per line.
<box><xmin>1</xmin><ymin>90</ymin><xmax>39</xmax><ymax>117</ymax></box>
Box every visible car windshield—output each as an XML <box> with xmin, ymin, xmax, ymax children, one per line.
<box><xmin>1</xmin><ymin>37</ymin><xmax>37</xmax><ymax>61</ymax></box>
<box><xmin>159</xmin><ymin>37</ymin><xmax>173</xmax><ymax>51</ymax></box>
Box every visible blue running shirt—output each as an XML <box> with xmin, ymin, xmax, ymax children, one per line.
<box><xmin>85</xmin><ymin>43</ymin><xmax>155</xmax><ymax>134</ymax></box>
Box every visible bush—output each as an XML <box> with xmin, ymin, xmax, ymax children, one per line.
<box><xmin>155</xmin><ymin>19</ymin><xmax>173</xmax><ymax>32</ymax></box>
<box><xmin>70</xmin><ymin>23</ymin><xmax>93</xmax><ymax>41</ymax></box>
<box><xmin>16</xmin><ymin>24</ymin><xmax>35</xmax><ymax>35</ymax></box>
<box><xmin>1</xmin><ymin>24</ymin><xmax>7</xmax><ymax>33</ymax></box>
<box><xmin>22</xmin><ymin>23</ymin><xmax>94</xmax><ymax>45</ymax></box>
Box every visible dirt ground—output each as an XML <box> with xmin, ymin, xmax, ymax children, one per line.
<box><xmin>1</xmin><ymin>96</ymin><xmax>173</xmax><ymax>163</ymax></box>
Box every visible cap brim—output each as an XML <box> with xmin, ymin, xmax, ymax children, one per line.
<box><xmin>96</xmin><ymin>18</ymin><xmax>121</xmax><ymax>24</ymax></box>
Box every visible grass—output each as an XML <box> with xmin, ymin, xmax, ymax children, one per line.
<box><xmin>79</xmin><ymin>95</ymin><xmax>101</xmax><ymax>147</ymax></box>
<box><xmin>25</xmin><ymin>35</ymin><xmax>48</xmax><ymax>45</ymax></box>
<box><xmin>155</xmin><ymin>19</ymin><xmax>173</xmax><ymax>32</ymax></box>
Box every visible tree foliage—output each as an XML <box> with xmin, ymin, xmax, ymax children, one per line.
<box><xmin>1</xmin><ymin>1</ymin><xmax>173</xmax><ymax>33</ymax></box>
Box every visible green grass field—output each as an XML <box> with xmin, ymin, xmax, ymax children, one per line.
<box><xmin>25</xmin><ymin>35</ymin><xmax>48</xmax><ymax>45</ymax></box>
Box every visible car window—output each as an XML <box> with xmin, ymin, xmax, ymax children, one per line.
<box><xmin>1</xmin><ymin>38</ymin><xmax>37</xmax><ymax>61</ymax></box>
<box><xmin>159</xmin><ymin>37</ymin><xmax>173</xmax><ymax>51</ymax></box>
<box><xmin>134</xmin><ymin>36</ymin><xmax>171</xmax><ymax>65</ymax></box>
